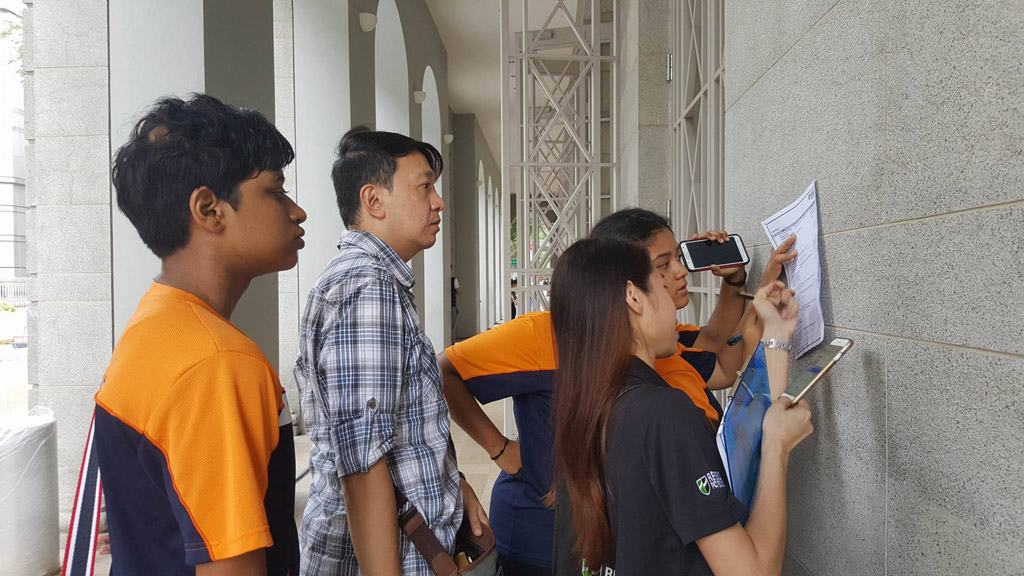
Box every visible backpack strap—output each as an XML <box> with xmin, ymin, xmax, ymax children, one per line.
<box><xmin>61</xmin><ymin>410</ymin><xmax>103</xmax><ymax>576</ymax></box>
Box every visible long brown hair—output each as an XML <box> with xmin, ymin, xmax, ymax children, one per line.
<box><xmin>549</xmin><ymin>237</ymin><xmax>654</xmax><ymax>568</ymax></box>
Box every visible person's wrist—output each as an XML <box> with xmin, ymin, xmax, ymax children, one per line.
<box><xmin>489</xmin><ymin>436</ymin><xmax>510</xmax><ymax>461</ymax></box>
<box><xmin>484</xmin><ymin>433</ymin><xmax>506</xmax><ymax>457</ymax></box>
<box><xmin>762</xmin><ymin>327</ymin><xmax>792</xmax><ymax>342</ymax></box>
<box><xmin>723</xmin><ymin>269</ymin><xmax>747</xmax><ymax>287</ymax></box>
<box><xmin>761</xmin><ymin>438</ymin><xmax>791</xmax><ymax>463</ymax></box>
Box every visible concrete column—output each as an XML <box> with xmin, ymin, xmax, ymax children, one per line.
<box><xmin>273</xmin><ymin>0</ymin><xmax>300</xmax><ymax>404</ymax></box>
<box><xmin>26</xmin><ymin>0</ymin><xmax>114</xmax><ymax>515</ymax></box>
<box><xmin>203</xmin><ymin>0</ymin><xmax>280</xmax><ymax>371</ymax></box>
<box><xmin>109</xmin><ymin>0</ymin><xmax>279</xmax><ymax>367</ymax></box>
<box><xmin>109</xmin><ymin>0</ymin><xmax>205</xmax><ymax>347</ymax></box>
<box><xmin>452</xmin><ymin>114</ymin><xmax>480</xmax><ymax>339</ymax></box>
<box><xmin>616</xmin><ymin>0</ymin><xmax>671</xmax><ymax>213</ymax></box>
<box><xmin>289</xmin><ymin>0</ymin><xmax>351</xmax><ymax>406</ymax></box>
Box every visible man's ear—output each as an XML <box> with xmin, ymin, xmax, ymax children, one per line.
<box><xmin>625</xmin><ymin>280</ymin><xmax>644</xmax><ymax>316</ymax></box>
<box><xmin>189</xmin><ymin>186</ymin><xmax>226</xmax><ymax>233</ymax></box>
<box><xmin>360</xmin><ymin>183</ymin><xmax>387</xmax><ymax>221</ymax></box>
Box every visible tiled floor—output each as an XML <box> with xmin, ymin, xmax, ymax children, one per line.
<box><xmin>76</xmin><ymin>401</ymin><xmax>505</xmax><ymax>575</ymax></box>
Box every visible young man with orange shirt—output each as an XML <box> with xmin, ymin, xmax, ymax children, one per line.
<box><xmin>94</xmin><ymin>95</ymin><xmax>306</xmax><ymax>576</ymax></box>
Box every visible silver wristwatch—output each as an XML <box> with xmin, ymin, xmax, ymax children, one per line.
<box><xmin>762</xmin><ymin>338</ymin><xmax>792</xmax><ymax>352</ymax></box>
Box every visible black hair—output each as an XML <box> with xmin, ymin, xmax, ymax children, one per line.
<box><xmin>589</xmin><ymin>208</ymin><xmax>672</xmax><ymax>245</ymax></box>
<box><xmin>111</xmin><ymin>94</ymin><xmax>295</xmax><ymax>257</ymax></box>
<box><xmin>331</xmin><ymin>126</ymin><xmax>444</xmax><ymax>227</ymax></box>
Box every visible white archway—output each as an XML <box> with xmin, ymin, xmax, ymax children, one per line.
<box><xmin>478</xmin><ymin>162</ymin><xmax>487</xmax><ymax>333</ymax></box>
<box><xmin>374</xmin><ymin>0</ymin><xmax>409</xmax><ymax>134</ymax></box>
<box><xmin>486</xmin><ymin>177</ymin><xmax>495</xmax><ymax>328</ymax></box>
<box><xmin>420</xmin><ymin>67</ymin><xmax>444</xmax><ymax>349</ymax></box>
<box><xmin>494</xmin><ymin>187</ymin><xmax>502</xmax><ymax>323</ymax></box>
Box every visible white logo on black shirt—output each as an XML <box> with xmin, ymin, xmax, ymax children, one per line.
<box><xmin>696</xmin><ymin>470</ymin><xmax>726</xmax><ymax>496</ymax></box>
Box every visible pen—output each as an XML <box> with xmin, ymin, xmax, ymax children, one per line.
<box><xmin>726</xmin><ymin>293</ymin><xmax>758</xmax><ymax>346</ymax></box>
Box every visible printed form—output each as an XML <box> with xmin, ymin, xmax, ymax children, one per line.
<box><xmin>760</xmin><ymin>182</ymin><xmax>824</xmax><ymax>358</ymax></box>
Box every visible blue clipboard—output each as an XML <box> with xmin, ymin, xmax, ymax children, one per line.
<box><xmin>716</xmin><ymin>342</ymin><xmax>773</xmax><ymax>524</ymax></box>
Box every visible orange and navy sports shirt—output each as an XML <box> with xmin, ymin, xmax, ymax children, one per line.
<box><xmin>658</xmin><ymin>323</ymin><xmax>724</xmax><ymax>426</ymax></box>
<box><xmin>442</xmin><ymin>313</ymin><xmax>721</xmax><ymax>568</ymax></box>
<box><xmin>94</xmin><ymin>283</ymin><xmax>298</xmax><ymax>575</ymax></box>
<box><xmin>444</xmin><ymin>312</ymin><xmax>558</xmax><ymax>567</ymax></box>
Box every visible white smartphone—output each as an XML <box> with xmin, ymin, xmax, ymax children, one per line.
<box><xmin>780</xmin><ymin>338</ymin><xmax>855</xmax><ymax>403</ymax></box>
<box><xmin>679</xmin><ymin>234</ymin><xmax>750</xmax><ymax>272</ymax></box>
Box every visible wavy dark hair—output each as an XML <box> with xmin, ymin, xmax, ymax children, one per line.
<box><xmin>549</xmin><ymin>237</ymin><xmax>655</xmax><ymax>568</ymax></box>
<box><xmin>112</xmin><ymin>94</ymin><xmax>294</xmax><ymax>257</ymax></box>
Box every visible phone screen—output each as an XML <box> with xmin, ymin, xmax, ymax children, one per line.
<box><xmin>683</xmin><ymin>237</ymin><xmax>744</xmax><ymax>269</ymax></box>
<box><xmin>782</xmin><ymin>338</ymin><xmax>853</xmax><ymax>401</ymax></box>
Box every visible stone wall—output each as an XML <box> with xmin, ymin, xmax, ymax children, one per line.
<box><xmin>724</xmin><ymin>1</ymin><xmax>1024</xmax><ymax>574</ymax></box>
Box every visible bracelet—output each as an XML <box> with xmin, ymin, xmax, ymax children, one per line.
<box><xmin>723</xmin><ymin>271</ymin><xmax>747</xmax><ymax>287</ymax></box>
<box><xmin>762</xmin><ymin>338</ymin><xmax>792</xmax><ymax>352</ymax></box>
<box><xmin>490</xmin><ymin>436</ymin><xmax>510</xmax><ymax>461</ymax></box>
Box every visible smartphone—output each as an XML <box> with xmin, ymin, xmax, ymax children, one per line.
<box><xmin>780</xmin><ymin>338</ymin><xmax>855</xmax><ymax>403</ymax></box>
<box><xmin>679</xmin><ymin>234</ymin><xmax>750</xmax><ymax>272</ymax></box>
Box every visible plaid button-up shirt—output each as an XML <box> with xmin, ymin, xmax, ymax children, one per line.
<box><xmin>295</xmin><ymin>230</ymin><xmax>462</xmax><ymax>575</ymax></box>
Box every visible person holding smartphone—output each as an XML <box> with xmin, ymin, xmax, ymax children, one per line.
<box><xmin>439</xmin><ymin>209</ymin><xmax>797</xmax><ymax>575</ymax></box>
<box><xmin>550</xmin><ymin>236</ymin><xmax>814</xmax><ymax>575</ymax></box>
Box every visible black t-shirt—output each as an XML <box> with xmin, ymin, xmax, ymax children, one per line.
<box><xmin>603</xmin><ymin>357</ymin><xmax>746</xmax><ymax>575</ymax></box>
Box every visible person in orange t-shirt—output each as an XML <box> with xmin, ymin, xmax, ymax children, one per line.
<box><xmin>94</xmin><ymin>95</ymin><xmax>306</xmax><ymax>576</ymax></box>
<box><xmin>439</xmin><ymin>208</ymin><xmax>796</xmax><ymax>575</ymax></box>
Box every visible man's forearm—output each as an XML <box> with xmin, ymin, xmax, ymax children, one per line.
<box><xmin>341</xmin><ymin>458</ymin><xmax>401</xmax><ymax>576</ymax></box>
<box><xmin>439</xmin><ymin>355</ymin><xmax>506</xmax><ymax>455</ymax></box>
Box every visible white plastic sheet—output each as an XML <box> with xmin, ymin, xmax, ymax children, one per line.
<box><xmin>0</xmin><ymin>407</ymin><xmax>59</xmax><ymax>576</ymax></box>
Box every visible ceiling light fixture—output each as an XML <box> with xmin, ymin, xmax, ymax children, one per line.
<box><xmin>358</xmin><ymin>12</ymin><xmax>377</xmax><ymax>32</ymax></box>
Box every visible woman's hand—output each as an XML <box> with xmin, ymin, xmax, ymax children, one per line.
<box><xmin>759</xmin><ymin>234</ymin><xmax>798</xmax><ymax>288</ymax></box>
<box><xmin>762</xmin><ymin>396</ymin><xmax>814</xmax><ymax>457</ymax></box>
<box><xmin>752</xmin><ymin>281</ymin><xmax>798</xmax><ymax>341</ymax></box>
<box><xmin>691</xmin><ymin>229</ymin><xmax>747</xmax><ymax>284</ymax></box>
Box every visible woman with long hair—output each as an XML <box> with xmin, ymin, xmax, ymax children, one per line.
<box><xmin>438</xmin><ymin>208</ymin><xmax>795</xmax><ymax>574</ymax></box>
<box><xmin>551</xmin><ymin>237</ymin><xmax>813</xmax><ymax>575</ymax></box>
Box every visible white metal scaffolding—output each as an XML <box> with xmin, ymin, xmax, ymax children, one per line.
<box><xmin>500</xmin><ymin>0</ymin><xmax>617</xmax><ymax>319</ymax></box>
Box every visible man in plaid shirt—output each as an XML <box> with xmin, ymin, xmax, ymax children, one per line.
<box><xmin>295</xmin><ymin>127</ymin><xmax>488</xmax><ymax>575</ymax></box>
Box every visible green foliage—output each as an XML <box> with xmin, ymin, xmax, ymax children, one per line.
<box><xmin>1</xmin><ymin>12</ymin><xmax>23</xmax><ymax>78</ymax></box>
